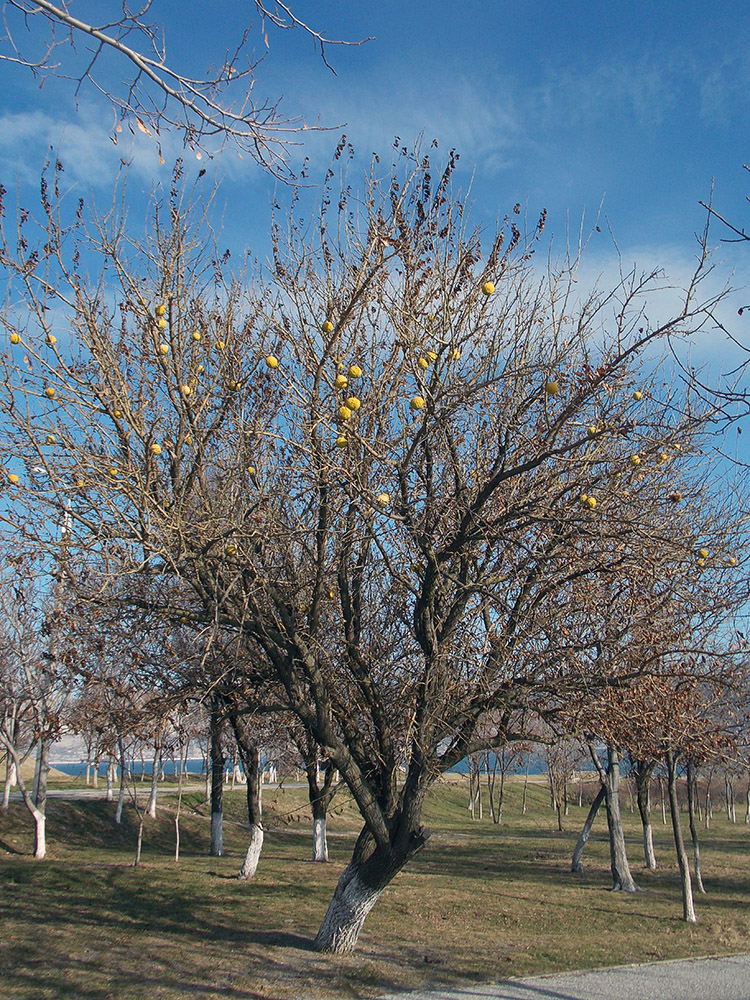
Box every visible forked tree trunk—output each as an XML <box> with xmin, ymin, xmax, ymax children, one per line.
<box><xmin>571</xmin><ymin>784</ymin><xmax>605</xmax><ymax>873</ymax></box>
<box><xmin>589</xmin><ymin>744</ymin><xmax>639</xmax><ymax>892</ymax></box>
<box><xmin>230</xmin><ymin>712</ymin><xmax>264</xmax><ymax>880</ymax></box>
<box><xmin>686</xmin><ymin>761</ymin><xmax>705</xmax><ymax>893</ymax></box>
<box><xmin>209</xmin><ymin>696</ymin><xmax>225</xmax><ymax>857</ymax></box>
<box><xmin>314</xmin><ymin>823</ymin><xmax>429</xmax><ymax>953</ymax></box>
<box><xmin>0</xmin><ymin>738</ymin><xmax>46</xmax><ymax>858</ymax></box>
<box><xmin>634</xmin><ymin>758</ymin><xmax>657</xmax><ymax>869</ymax></box>
<box><xmin>666</xmin><ymin>750</ymin><xmax>696</xmax><ymax>922</ymax></box>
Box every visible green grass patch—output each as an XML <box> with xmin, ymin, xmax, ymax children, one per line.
<box><xmin>1</xmin><ymin>776</ymin><xmax>748</xmax><ymax>999</ymax></box>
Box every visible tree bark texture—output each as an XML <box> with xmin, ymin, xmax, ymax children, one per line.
<box><xmin>314</xmin><ymin>823</ymin><xmax>428</xmax><ymax>953</ymax></box>
<box><xmin>305</xmin><ymin>754</ymin><xmax>337</xmax><ymax>862</ymax></box>
<box><xmin>666</xmin><ymin>750</ymin><xmax>696</xmax><ymax>922</ymax></box>
<box><xmin>571</xmin><ymin>784</ymin><xmax>605</xmax><ymax>873</ymax></box>
<box><xmin>146</xmin><ymin>743</ymin><xmax>161</xmax><ymax>818</ymax></box>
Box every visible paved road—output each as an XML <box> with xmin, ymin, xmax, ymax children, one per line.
<box><xmin>379</xmin><ymin>954</ymin><xmax>750</xmax><ymax>1000</ymax></box>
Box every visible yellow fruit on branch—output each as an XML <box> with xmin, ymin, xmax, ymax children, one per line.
<box><xmin>376</xmin><ymin>493</ymin><xmax>390</xmax><ymax>508</ymax></box>
<box><xmin>216</xmin><ymin>340</ymin><xmax>226</xmax><ymax>351</ymax></box>
<box><xmin>158</xmin><ymin>343</ymin><xmax>170</xmax><ymax>355</ymax></box>
<box><xmin>349</xmin><ymin>364</ymin><xmax>363</xmax><ymax>378</ymax></box>
<box><xmin>150</xmin><ymin>443</ymin><xmax>162</xmax><ymax>455</ymax></box>
<box><xmin>7</xmin><ymin>473</ymin><xmax>19</xmax><ymax>484</ymax></box>
<box><xmin>155</xmin><ymin>303</ymin><xmax>167</xmax><ymax>317</ymax></box>
<box><xmin>265</xmin><ymin>355</ymin><xmax>279</xmax><ymax>369</ymax></box>
<box><xmin>322</xmin><ymin>320</ymin><xmax>334</xmax><ymax>333</ymax></box>
<box><xmin>108</xmin><ymin>467</ymin><xmax>118</xmax><ymax>478</ymax></box>
<box><xmin>696</xmin><ymin>558</ymin><xmax>705</xmax><ymax>569</ymax></box>
<box><xmin>157</xmin><ymin>318</ymin><xmax>167</xmax><ymax>329</ymax></box>
<box><xmin>586</xmin><ymin>496</ymin><xmax>597</xmax><ymax>509</ymax></box>
<box><xmin>338</xmin><ymin>405</ymin><xmax>352</xmax><ymax>421</ymax></box>
<box><xmin>45</xmin><ymin>435</ymin><xmax>55</xmax><ymax>445</ymax></box>
<box><xmin>247</xmin><ymin>465</ymin><xmax>256</xmax><ymax>476</ymax></box>
<box><xmin>181</xmin><ymin>385</ymin><xmax>192</xmax><ymax>397</ymax></box>
<box><xmin>192</xmin><ymin>331</ymin><xmax>201</xmax><ymax>342</ymax></box>
<box><xmin>698</xmin><ymin>547</ymin><xmax>709</xmax><ymax>559</ymax></box>
<box><xmin>44</xmin><ymin>387</ymin><xmax>56</xmax><ymax>399</ymax></box>
<box><xmin>668</xmin><ymin>491</ymin><xmax>682</xmax><ymax>503</ymax></box>
<box><xmin>418</xmin><ymin>357</ymin><xmax>429</xmax><ymax>370</ymax></box>
<box><xmin>335</xmin><ymin>435</ymin><xmax>347</xmax><ymax>449</ymax></box>
<box><xmin>345</xmin><ymin>396</ymin><xmax>361</xmax><ymax>411</ymax></box>
<box><xmin>632</xmin><ymin>390</ymin><xmax>643</xmax><ymax>401</ymax></box>
<box><xmin>545</xmin><ymin>381</ymin><xmax>560</xmax><ymax>395</ymax></box>
<box><xmin>629</xmin><ymin>454</ymin><xmax>641</xmax><ymax>466</ymax></box>
<box><xmin>224</xmin><ymin>543</ymin><xmax>237</xmax><ymax>557</ymax></box>
<box><xmin>9</xmin><ymin>333</ymin><xmax>21</xmax><ymax>345</ymax></box>
<box><xmin>482</xmin><ymin>281</ymin><xmax>495</xmax><ymax>295</ymax></box>
<box><xmin>426</xmin><ymin>350</ymin><xmax>438</xmax><ymax>362</ymax></box>
<box><xmin>46</xmin><ymin>334</ymin><xmax>56</xmax><ymax>345</ymax></box>
<box><xmin>113</xmin><ymin>409</ymin><xmax>123</xmax><ymax>418</ymax></box>
<box><xmin>411</xmin><ymin>396</ymin><xmax>426</xmax><ymax>411</ymax></box>
<box><xmin>335</xmin><ymin>374</ymin><xmax>348</xmax><ymax>389</ymax></box>
<box><xmin>728</xmin><ymin>556</ymin><xmax>737</xmax><ymax>566</ymax></box>
<box><xmin>450</xmin><ymin>348</ymin><xmax>461</xmax><ymax>361</ymax></box>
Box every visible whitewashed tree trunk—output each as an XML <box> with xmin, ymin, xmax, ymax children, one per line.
<box><xmin>635</xmin><ymin>760</ymin><xmax>657</xmax><ymax>869</ymax></box>
<box><xmin>238</xmin><ymin>823</ymin><xmax>264</xmax><ymax>880</ymax></box>
<box><xmin>312</xmin><ymin>816</ymin><xmax>329</xmax><ymax>862</ymax></box>
<box><xmin>146</xmin><ymin>745</ymin><xmax>161</xmax><ymax>818</ymax></box>
<box><xmin>314</xmin><ymin>864</ymin><xmax>385</xmax><ymax>953</ymax></box>
<box><xmin>571</xmin><ymin>784</ymin><xmax>605</xmax><ymax>873</ymax></box>
<box><xmin>667</xmin><ymin>750</ymin><xmax>696</xmax><ymax>923</ymax></box>
<box><xmin>106</xmin><ymin>762</ymin><xmax>114</xmax><ymax>801</ymax></box>
<box><xmin>2</xmin><ymin>758</ymin><xmax>17</xmax><ymax>809</ymax></box>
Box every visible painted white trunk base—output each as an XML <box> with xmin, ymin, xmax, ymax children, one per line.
<box><xmin>314</xmin><ymin>867</ymin><xmax>383</xmax><ymax>953</ymax></box>
<box><xmin>312</xmin><ymin>817</ymin><xmax>328</xmax><ymax>862</ymax></box>
<box><xmin>238</xmin><ymin>824</ymin><xmax>264</xmax><ymax>880</ymax></box>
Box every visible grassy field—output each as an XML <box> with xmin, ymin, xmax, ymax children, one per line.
<box><xmin>1</xmin><ymin>775</ymin><xmax>749</xmax><ymax>1000</ymax></box>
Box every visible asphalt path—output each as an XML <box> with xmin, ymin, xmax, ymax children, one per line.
<box><xmin>378</xmin><ymin>954</ymin><xmax>750</xmax><ymax>1000</ymax></box>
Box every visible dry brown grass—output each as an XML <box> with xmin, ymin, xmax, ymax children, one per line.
<box><xmin>1</xmin><ymin>775</ymin><xmax>748</xmax><ymax>999</ymax></box>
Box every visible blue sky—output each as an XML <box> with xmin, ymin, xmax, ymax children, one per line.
<box><xmin>1</xmin><ymin>1</ymin><xmax>750</xmax><ymax>402</ymax></box>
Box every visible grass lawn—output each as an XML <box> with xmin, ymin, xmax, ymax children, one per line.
<box><xmin>1</xmin><ymin>775</ymin><xmax>748</xmax><ymax>999</ymax></box>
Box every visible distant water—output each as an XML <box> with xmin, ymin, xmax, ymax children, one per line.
<box><xmin>53</xmin><ymin>757</ymin><xmax>210</xmax><ymax>778</ymax></box>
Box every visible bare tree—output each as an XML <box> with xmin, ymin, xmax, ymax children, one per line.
<box><xmin>0</xmin><ymin>1</ymin><xmax>371</xmax><ymax>175</ymax></box>
<box><xmin>0</xmin><ymin>146</ymin><xmax>742</xmax><ymax>951</ymax></box>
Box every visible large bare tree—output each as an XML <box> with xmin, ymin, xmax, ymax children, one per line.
<box><xmin>0</xmin><ymin>147</ymin><xmax>742</xmax><ymax>949</ymax></box>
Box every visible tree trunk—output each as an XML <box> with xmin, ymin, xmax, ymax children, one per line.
<box><xmin>305</xmin><ymin>754</ymin><xmax>337</xmax><ymax>862</ymax></box>
<box><xmin>106</xmin><ymin>760</ymin><xmax>114</xmax><ymax>802</ymax></box>
<box><xmin>0</xmin><ymin>738</ymin><xmax>46</xmax><ymax>858</ymax></box>
<box><xmin>146</xmin><ymin>743</ymin><xmax>161</xmax><ymax>818</ymax></box>
<box><xmin>686</xmin><ymin>761</ymin><xmax>705</xmax><ymax>893</ymax></box>
<box><xmin>522</xmin><ymin>756</ymin><xmax>529</xmax><ymax>815</ymax></box>
<box><xmin>571</xmin><ymin>784</ymin><xmax>605</xmax><ymax>873</ymax></box>
<box><xmin>2</xmin><ymin>756</ymin><xmax>17</xmax><ymax>810</ymax></box>
<box><xmin>745</xmin><ymin>776</ymin><xmax>750</xmax><ymax>825</ymax></box>
<box><xmin>314</xmin><ymin>823</ymin><xmax>428</xmax><ymax>953</ymax></box>
<box><xmin>591</xmin><ymin>744</ymin><xmax>639</xmax><ymax>892</ymax></box>
<box><xmin>230</xmin><ymin>711</ymin><xmax>264</xmax><ymax>879</ymax></box>
<box><xmin>666</xmin><ymin>750</ymin><xmax>696</xmax><ymax>923</ymax></box>
<box><xmin>209</xmin><ymin>696</ymin><xmax>225</xmax><ymax>857</ymax></box>
<box><xmin>634</xmin><ymin>759</ymin><xmax>657</xmax><ymax>869</ymax></box>
<box><xmin>33</xmin><ymin>735</ymin><xmax>50</xmax><ymax>859</ymax></box>
<box><xmin>115</xmin><ymin>740</ymin><xmax>126</xmax><ymax>824</ymax></box>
